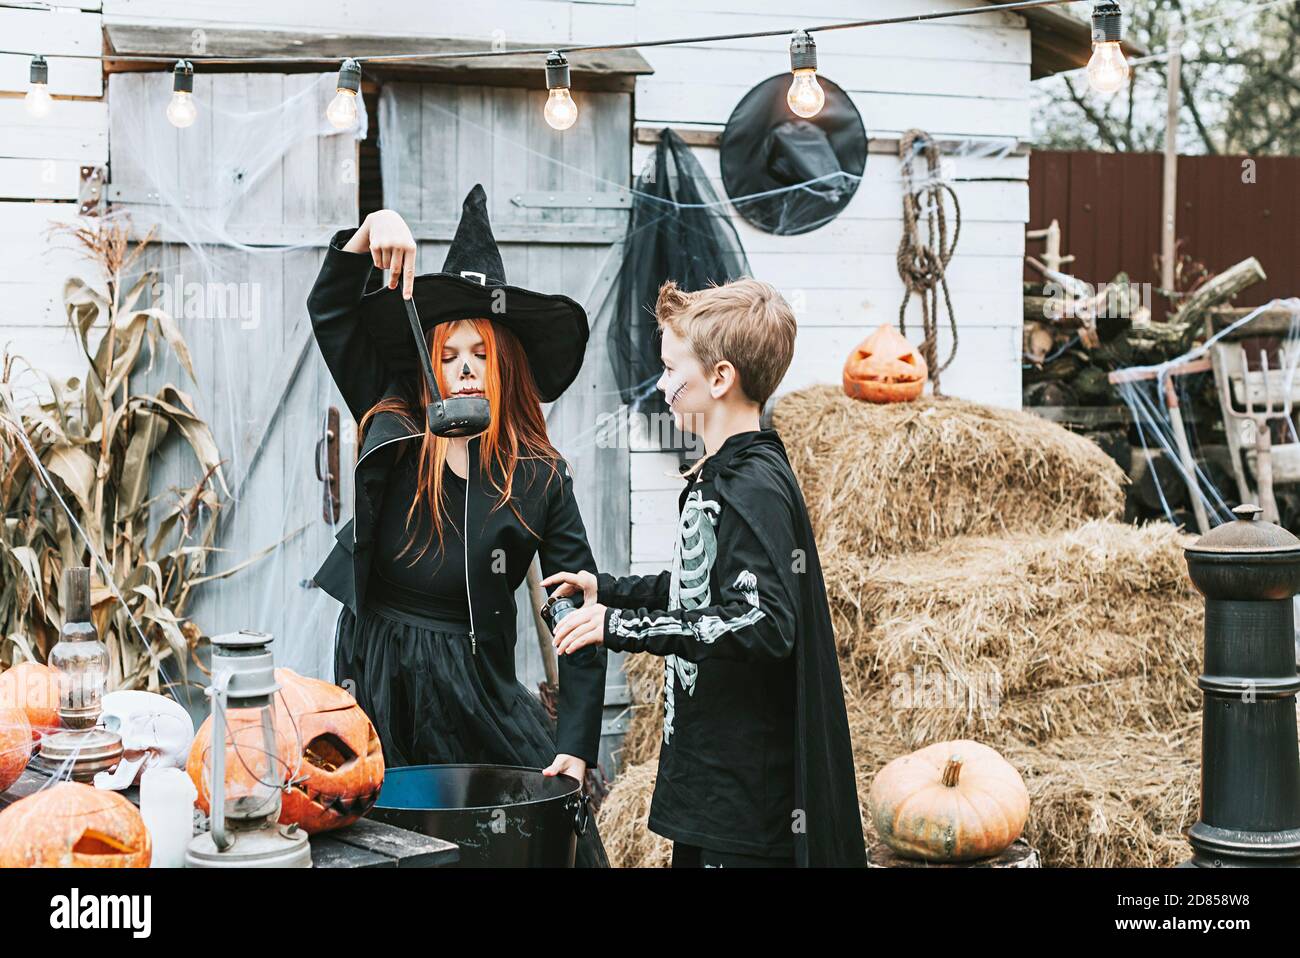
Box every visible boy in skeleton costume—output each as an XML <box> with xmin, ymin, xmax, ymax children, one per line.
<box><xmin>546</xmin><ymin>280</ymin><xmax>864</xmax><ymax>868</ymax></box>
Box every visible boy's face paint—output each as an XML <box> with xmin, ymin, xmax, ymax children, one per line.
<box><xmin>657</xmin><ymin>327</ymin><xmax>709</xmax><ymax>435</ymax></box>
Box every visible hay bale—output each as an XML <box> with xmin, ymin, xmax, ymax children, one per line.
<box><xmin>1001</xmin><ymin>721</ymin><xmax>1201</xmax><ymax>867</ymax></box>
<box><xmin>595</xmin><ymin>759</ymin><xmax>673</xmax><ymax>868</ymax></box>
<box><xmin>772</xmin><ymin>386</ymin><xmax>1126</xmax><ymax>558</ymax></box>
<box><xmin>825</xmin><ymin>521</ymin><xmax>1202</xmax><ymax>747</ymax></box>
<box><xmin>618</xmin><ymin>652</ymin><xmax>664</xmax><ymax>769</ymax></box>
<box><xmin>846</xmin><ymin>693</ymin><xmax>1202</xmax><ymax>868</ymax></box>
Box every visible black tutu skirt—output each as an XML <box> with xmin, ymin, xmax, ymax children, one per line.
<box><xmin>333</xmin><ymin>600</ymin><xmax>609</xmax><ymax>868</ymax></box>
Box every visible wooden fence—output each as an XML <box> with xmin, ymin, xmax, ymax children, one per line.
<box><xmin>1027</xmin><ymin>150</ymin><xmax>1300</xmax><ymax>321</ymax></box>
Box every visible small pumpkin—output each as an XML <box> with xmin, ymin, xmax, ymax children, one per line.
<box><xmin>0</xmin><ymin>662</ymin><xmax>61</xmax><ymax>742</ymax></box>
<box><xmin>0</xmin><ymin>781</ymin><xmax>151</xmax><ymax>867</ymax></box>
<box><xmin>868</xmin><ymin>739</ymin><xmax>1029</xmax><ymax>862</ymax></box>
<box><xmin>842</xmin><ymin>325</ymin><xmax>928</xmax><ymax>403</ymax></box>
<box><xmin>187</xmin><ymin>668</ymin><xmax>384</xmax><ymax>834</ymax></box>
<box><xmin>0</xmin><ymin>708</ymin><xmax>32</xmax><ymax>793</ymax></box>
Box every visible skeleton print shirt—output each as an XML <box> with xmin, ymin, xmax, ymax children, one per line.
<box><xmin>597</xmin><ymin>431</ymin><xmax>797</xmax><ymax>858</ymax></box>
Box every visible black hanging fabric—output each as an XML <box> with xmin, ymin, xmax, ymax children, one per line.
<box><xmin>609</xmin><ymin>129</ymin><xmax>750</xmax><ymax>417</ymax></box>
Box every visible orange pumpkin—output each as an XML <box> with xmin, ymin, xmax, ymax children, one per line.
<box><xmin>0</xmin><ymin>781</ymin><xmax>151</xmax><ymax>867</ymax></box>
<box><xmin>842</xmin><ymin>325</ymin><xmax>928</xmax><ymax>403</ymax></box>
<box><xmin>187</xmin><ymin>668</ymin><xmax>384</xmax><ymax>834</ymax></box>
<box><xmin>0</xmin><ymin>662</ymin><xmax>61</xmax><ymax>741</ymax></box>
<box><xmin>868</xmin><ymin>739</ymin><xmax>1029</xmax><ymax>862</ymax></box>
<box><xmin>0</xmin><ymin>708</ymin><xmax>32</xmax><ymax>793</ymax></box>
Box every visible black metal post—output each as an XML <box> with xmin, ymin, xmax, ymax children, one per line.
<box><xmin>1183</xmin><ymin>503</ymin><xmax>1300</xmax><ymax>866</ymax></box>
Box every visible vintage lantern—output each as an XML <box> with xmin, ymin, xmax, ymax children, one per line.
<box><xmin>0</xmin><ymin>781</ymin><xmax>151</xmax><ymax>867</ymax></box>
<box><xmin>1183</xmin><ymin>503</ymin><xmax>1300</xmax><ymax>867</ymax></box>
<box><xmin>37</xmin><ymin>568</ymin><xmax>122</xmax><ymax>782</ymax></box>
<box><xmin>842</xmin><ymin>325</ymin><xmax>928</xmax><ymax>403</ymax></box>
<box><xmin>184</xmin><ymin>630</ymin><xmax>310</xmax><ymax>868</ymax></box>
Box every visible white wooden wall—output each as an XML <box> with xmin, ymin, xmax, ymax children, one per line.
<box><xmin>12</xmin><ymin>0</ymin><xmax>1032</xmax><ymax>602</ymax></box>
<box><xmin>0</xmin><ymin>1</ymin><xmax>103</xmax><ymax>397</ymax></box>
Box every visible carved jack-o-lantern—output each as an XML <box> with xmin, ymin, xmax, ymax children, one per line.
<box><xmin>0</xmin><ymin>781</ymin><xmax>151</xmax><ymax>867</ymax></box>
<box><xmin>187</xmin><ymin>668</ymin><xmax>384</xmax><ymax>834</ymax></box>
<box><xmin>0</xmin><ymin>707</ymin><xmax>32</xmax><ymax>793</ymax></box>
<box><xmin>842</xmin><ymin>325</ymin><xmax>928</xmax><ymax>403</ymax></box>
<box><xmin>0</xmin><ymin>662</ymin><xmax>61</xmax><ymax>741</ymax></box>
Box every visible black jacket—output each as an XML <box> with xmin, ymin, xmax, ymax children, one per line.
<box><xmin>597</xmin><ymin>429</ymin><xmax>865</xmax><ymax>866</ymax></box>
<box><xmin>307</xmin><ymin>229</ymin><xmax>607</xmax><ymax>766</ymax></box>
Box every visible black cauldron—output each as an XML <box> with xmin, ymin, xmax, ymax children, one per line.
<box><xmin>369</xmin><ymin>764</ymin><xmax>589</xmax><ymax>867</ymax></box>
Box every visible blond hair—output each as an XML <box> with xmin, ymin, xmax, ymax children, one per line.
<box><xmin>655</xmin><ymin>278</ymin><xmax>796</xmax><ymax>407</ymax></box>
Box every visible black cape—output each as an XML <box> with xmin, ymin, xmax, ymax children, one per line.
<box><xmin>715</xmin><ymin>431</ymin><xmax>865</xmax><ymax>867</ymax></box>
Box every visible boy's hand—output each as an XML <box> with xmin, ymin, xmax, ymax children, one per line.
<box><xmin>553</xmin><ymin>603</ymin><xmax>607</xmax><ymax>654</ymax></box>
<box><xmin>540</xmin><ymin>569</ymin><xmax>598</xmax><ymax>606</ymax></box>
<box><xmin>543</xmin><ymin>753</ymin><xmax>587</xmax><ymax>782</ymax></box>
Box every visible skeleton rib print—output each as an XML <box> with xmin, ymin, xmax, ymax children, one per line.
<box><xmin>608</xmin><ymin>489</ymin><xmax>767</xmax><ymax>743</ymax></box>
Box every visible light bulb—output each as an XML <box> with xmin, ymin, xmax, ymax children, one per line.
<box><xmin>1086</xmin><ymin>41</ymin><xmax>1129</xmax><ymax>94</ymax></box>
<box><xmin>787</xmin><ymin>68</ymin><xmax>825</xmax><ymax>118</ymax></box>
<box><xmin>329</xmin><ymin>58</ymin><xmax>362</xmax><ymax>131</ymax></box>
<box><xmin>167</xmin><ymin>90</ymin><xmax>198</xmax><ymax>128</ymax></box>
<box><xmin>25</xmin><ymin>83</ymin><xmax>52</xmax><ymax>119</ymax></box>
<box><xmin>326</xmin><ymin>88</ymin><xmax>358</xmax><ymax>130</ymax></box>
<box><xmin>543</xmin><ymin>51</ymin><xmax>577</xmax><ymax>131</ymax></box>
<box><xmin>168</xmin><ymin>60</ymin><xmax>196</xmax><ymax>128</ymax></box>
<box><xmin>544</xmin><ymin>88</ymin><xmax>578</xmax><ymax>131</ymax></box>
<box><xmin>26</xmin><ymin>55</ymin><xmax>51</xmax><ymax>119</ymax></box>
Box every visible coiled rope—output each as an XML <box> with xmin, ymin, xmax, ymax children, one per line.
<box><xmin>897</xmin><ymin>128</ymin><xmax>962</xmax><ymax>394</ymax></box>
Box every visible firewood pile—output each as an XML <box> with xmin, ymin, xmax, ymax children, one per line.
<box><xmin>1021</xmin><ymin>231</ymin><xmax>1268</xmax><ymax>528</ymax></box>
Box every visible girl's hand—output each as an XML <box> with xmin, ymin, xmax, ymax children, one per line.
<box><xmin>350</xmin><ymin>210</ymin><xmax>417</xmax><ymax>299</ymax></box>
<box><xmin>552</xmin><ymin>603</ymin><xmax>607</xmax><ymax>655</ymax></box>
<box><xmin>540</xmin><ymin>570</ymin><xmax>598</xmax><ymax>606</ymax></box>
<box><xmin>543</xmin><ymin>753</ymin><xmax>587</xmax><ymax>782</ymax></box>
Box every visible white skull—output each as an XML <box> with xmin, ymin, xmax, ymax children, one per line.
<box><xmin>93</xmin><ymin>691</ymin><xmax>195</xmax><ymax>791</ymax></box>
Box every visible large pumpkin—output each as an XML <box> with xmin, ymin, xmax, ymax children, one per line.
<box><xmin>0</xmin><ymin>708</ymin><xmax>32</xmax><ymax>793</ymax></box>
<box><xmin>187</xmin><ymin>668</ymin><xmax>384</xmax><ymax>834</ymax></box>
<box><xmin>842</xmin><ymin>325</ymin><xmax>928</xmax><ymax>403</ymax></box>
<box><xmin>0</xmin><ymin>662</ymin><xmax>61</xmax><ymax>741</ymax></box>
<box><xmin>0</xmin><ymin>781</ymin><xmax>151</xmax><ymax>867</ymax></box>
<box><xmin>869</xmin><ymin>739</ymin><xmax>1029</xmax><ymax>862</ymax></box>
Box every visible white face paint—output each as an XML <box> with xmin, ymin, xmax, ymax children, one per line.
<box><xmin>657</xmin><ymin>326</ymin><xmax>709</xmax><ymax>434</ymax></box>
<box><xmin>440</xmin><ymin>320</ymin><xmax>489</xmax><ymax>399</ymax></box>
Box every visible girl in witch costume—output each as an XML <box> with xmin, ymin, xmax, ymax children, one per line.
<box><xmin>306</xmin><ymin>184</ymin><xmax>608</xmax><ymax>866</ymax></box>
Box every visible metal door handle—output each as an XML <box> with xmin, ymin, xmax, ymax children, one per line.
<box><xmin>318</xmin><ymin>406</ymin><xmax>341</xmax><ymax>523</ymax></box>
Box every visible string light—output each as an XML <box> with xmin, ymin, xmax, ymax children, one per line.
<box><xmin>787</xmin><ymin>30</ymin><xmax>825</xmax><ymax>119</ymax></box>
<box><xmin>166</xmin><ymin>59</ymin><xmax>197</xmax><ymax>128</ymax></box>
<box><xmin>25</xmin><ymin>54</ymin><xmax>51</xmax><ymax>118</ymax></box>
<box><xmin>543</xmin><ymin>51</ymin><xmax>578</xmax><ymax>131</ymax></box>
<box><xmin>11</xmin><ymin>2</ymin><xmax>1119</xmax><ymax>135</ymax></box>
<box><xmin>1087</xmin><ymin>0</ymin><xmax>1129</xmax><ymax>94</ymax></box>
<box><xmin>327</xmin><ymin>57</ymin><xmax>362</xmax><ymax>130</ymax></box>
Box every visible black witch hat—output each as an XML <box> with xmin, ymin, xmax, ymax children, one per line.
<box><xmin>358</xmin><ymin>184</ymin><xmax>589</xmax><ymax>404</ymax></box>
<box><xmin>720</xmin><ymin>73</ymin><xmax>867</xmax><ymax>236</ymax></box>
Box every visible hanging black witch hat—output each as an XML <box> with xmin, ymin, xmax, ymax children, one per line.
<box><xmin>358</xmin><ymin>184</ymin><xmax>589</xmax><ymax>405</ymax></box>
<box><xmin>720</xmin><ymin>73</ymin><xmax>867</xmax><ymax>236</ymax></box>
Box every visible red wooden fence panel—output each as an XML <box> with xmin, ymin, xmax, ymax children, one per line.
<box><xmin>1027</xmin><ymin>151</ymin><xmax>1300</xmax><ymax>322</ymax></box>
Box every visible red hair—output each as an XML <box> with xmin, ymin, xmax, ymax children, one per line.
<box><xmin>359</xmin><ymin>318</ymin><xmax>561</xmax><ymax>560</ymax></box>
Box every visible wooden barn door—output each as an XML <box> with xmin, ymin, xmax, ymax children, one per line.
<box><xmin>109</xmin><ymin>72</ymin><xmax>360</xmax><ymax>709</ymax></box>
<box><xmin>378</xmin><ymin>81</ymin><xmax>632</xmax><ymax>771</ymax></box>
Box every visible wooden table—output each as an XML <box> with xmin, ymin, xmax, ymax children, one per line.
<box><xmin>1</xmin><ymin>767</ymin><xmax>459</xmax><ymax>868</ymax></box>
